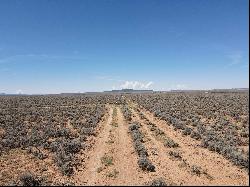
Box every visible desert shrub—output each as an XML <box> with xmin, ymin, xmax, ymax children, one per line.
<box><xmin>60</xmin><ymin>162</ymin><xmax>74</xmax><ymax>176</ymax></box>
<box><xmin>53</xmin><ymin>145</ymin><xmax>77</xmax><ymax>176</ymax></box>
<box><xmin>55</xmin><ymin>128</ymin><xmax>71</xmax><ymax>138</ymax></box>
<box><xmin>79</xmin><ymin>135</ymin><xmax>87</xmax><ymax>142</ymax></box>
<box><xmin>197</xmin><ymin>124</ymin><xmax>206</xmax><ymax>135</ymax></box>
<box><xmin>27</xmin><ymin>147</ymin><xmax>48</xmax><ymax>160</ymax></box>
<box><xmin>80</xmin><ymin>127</ymin><xmax>95</xmax><ymax>136</ymax></box>
<box><xmin>129</xmin><ymin>124</ymin><xmax>148</xmax><ymax>157</ymax></box>
<box><xmin>128</xmin><ymin>92</ymin><xmax>249</xmax><ymax>171</ymax></box>
<box><xmin>101</xmin><ymin>155</ymin><xmax>113</xmax><ymax>166</ymax></box>
<box><xmin>164</xmin><ymin>138</ymin><xmax>179</xmax><ymax>148</ymax></box>
<box><xmin>139</xmin><ymin>112</ymin><xmax>146</xmax><ymax>120</ymax></box>
<box><xmin>172</xmin><ymin>121</ymin><xmax>185</xmax><ymax>131</ymax></box>
<box><xmin>129</xmin><ymin>123</ymin><xmax>140</xmax><ymax>131</ymax></box>
<box><xmin>201</xmin><ymin>133</ymin><xmax>249</xmax><ymax>170</ymax></box>
<box><xmin>148</xmin><ymin>122</ymin><xmax>157</xmax><ymax>131</ymax></box>
<box><xmin>64</xmin><ymin>139</ymin><xmax>82</xmax><ymax>154</ymax></box>
<box><xmin>106</xmin><ymin>169</ymin><xmax>119</xmax><ymax>178</ymax></box>
<box><xmin>19</xmin><ymin>172</ymin><xmax>41</xmax><ymax>186</ymax></box>
<box><xmin>190</xmin><ymin>131</ymin><xmax>201</xmax><ymax>140</ymax></box>
<box><xmin>169</xmin><ymin>151</ymin><xmax>182</xmax><ymax>160</ymax></box>
<box><xmin>55</xmin><ymin>181</ymin><xmax>75</xmax><ymax>186</ymax></box>
<box><xmin>49</xmin><ymin>140</ymin><xmax>62</xmax><ymax>152</ymax></box>
<box><xmin>138</xmin><ymin>156</ymin><xmax>155</xmax><ymax>172</ymax></box>
<box><xmin>129</xmin><ymin>123</ymin><xmax>156</xmax><ymax>172</ymax></box>
<box><xmin>191</xmin><ymin>165</ymin><xmax>202</xmax><ymax>176</ymax></box>
<box><xmin>155</xmin><ymin>128</ymin><xmax>165</xmax><ymax>137</ymax></box>
<box><xmin>240</xmin><ymin>128</ymin><xmax>249</xmax><ymax>138</ymax></box>
<box><xmin>182</xmin><ymin>127</ymin><xmax>192</xmax><ymax>136</ymax></box>
<box><xmin>148</xmin><ymin>178</ymin><xmax>167</xmax><ymax>186</ymax></box>
<box><xmin>134</xmin><ymin>141</ymin><xmax>148</xmax><ymax>157</ymax></box>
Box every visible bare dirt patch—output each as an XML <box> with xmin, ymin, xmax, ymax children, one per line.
<box><xmin>73</xmin><ymin>106</ymin><xmax>114</xmax><ymax>185</ymax></box>
<box><xmin>131</xmin><ymin>105</ymin><xmax>249</xmax><ymax>186</ymax></box>
<box><xmin>0</xmin><ymin>149</ymin><xmax>73</xmax><ymax>186</ymax></box>
<box><xmin>74</xmin><ymin>105</ymin><xmax>164</xmax><ymax>186</ymax></box>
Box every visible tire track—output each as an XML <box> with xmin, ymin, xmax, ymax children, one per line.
<box><xmin>73</xmin><ymin>106</ymin><xmax>114</xmax><ymax>185</ymax></box>
<box><xmin>131</xmin><ymin>107</ymin><xmax>208</xmax><ymax>186</ymax></box>
<box><xmin>131</xmin><ymin>104</ymin><xmax>249</xmax><ymax>186</ymax></box>
<box><xmin>110</xmin><ymin>107</ymin><xmax>142</xmax><ymax>185</ymax></box>
<box><xmin>74</xmin><ymin>105</ymin><xmax>149</xmax><ymax>185</ymax></box>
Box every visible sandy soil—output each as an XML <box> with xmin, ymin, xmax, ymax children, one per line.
<box><xmin>129</xmin><ymin>104</ymin><xmax>249</xmax><ymax>186</ymax></box>
<box><xmin>73</xmin><ymin>106</ymin><xmax>114</xmax><ymax>185</ymax></box>
<box><xmin>74</xmin><ymin>105</ymin><xmax>163</xmax><ymax>186</ymax></box>
<box><xmin>0</xmin><ymin>148</ymin><xmax>73</xmax><ymax>186</ymax></box>
<box><xmin>0</xmin><ymin>104</ymin><xmax>248</xmax><ymax>186</ymax></box>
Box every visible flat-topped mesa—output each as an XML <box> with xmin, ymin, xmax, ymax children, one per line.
<box><xmin>104</xmin><ymin>89</ymin><xmax>154</xmax><ymax>94</ymax></box>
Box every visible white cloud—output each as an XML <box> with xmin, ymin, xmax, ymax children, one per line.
<box><xmin>119</xmin><ymin>81</ymin><xmax>154</xmax><ymax>89</ymax></box>
<box><xmin>16</xmin><ymin>89</ymin><xmax>23</xmax><ymax>94</ymax></box>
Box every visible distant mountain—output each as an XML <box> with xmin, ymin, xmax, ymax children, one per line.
<box><xmin>0</xmin><ymin>93</ymin><xmax>29</xmax><ymax>96</ymax></box>
<box><xmin>211</xmin><ymin>88</ymin><xmax>249</xmax><ymax>92</ymax></box>
<box><xmin>169</xmin><ymin>88</ymin><xmax>249</xmax><ymax>93</ymax></box>
<box><xmin>104</xmin><ymin>89</ymin><xmax>154</xmax><ymax>93</ymax></box>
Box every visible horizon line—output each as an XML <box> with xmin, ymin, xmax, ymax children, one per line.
<box><xmin>0</xmin><ymin>88</ymin><xmax>249</xmax><ymax>95</ymax></box>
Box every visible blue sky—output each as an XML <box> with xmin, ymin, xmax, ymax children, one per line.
<box><xmin>0</xmin><ymin>0</ymin><xmax>249</xmax><ymax>94</ymax></box>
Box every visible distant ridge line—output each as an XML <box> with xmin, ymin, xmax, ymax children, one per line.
<box><xmin>0</xmin><ymin>88</ymin><xmax>248</xmax><ymax>96</ymax></box>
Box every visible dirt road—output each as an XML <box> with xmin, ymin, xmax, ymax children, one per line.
<box><xmin>72</xmin><ymin>104</ymin><xmax>248</xmax><ymax>186</ymax></box>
